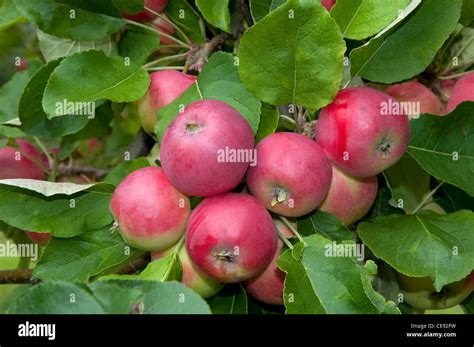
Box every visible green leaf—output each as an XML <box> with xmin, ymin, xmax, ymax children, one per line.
<box><xmin>18</xmin><ymin>59</ymin><xmax>90</xmax><ymax>138</ymax></box>
<box><xmin>98</xmin><ymin>280</ymin><xmax>212</xmax><ymax>314</ymax></box>
<box><xmin>38</xmin><ymin>30</ymin><xmax>118</xmax><ymax>63</ymax></box>
<box><xmin>277</xmin><ymin>235</ymin><xmax>399</xmax><ymax>313</ymax></box>
<box><xmin>0</xmin><ymin>0</ymin><xmax>24</xmax><ymax>30</ymax></box>
<box><xmin>250</xmin><ymin>0</ymin><xmax>287</xmax><ymax>22</ymax></box>
<box><xmin>207</xmin><ymin>284</ymin><xmax>248</xmax><ymax>314</ymax></box>
<box><xmin>60</xmin><ymin>102</ymin><xmax>114</xmax><ymax>148</ymax></box>
<box><xmin>89</xmin><ymin>281</ymin><xmax>143</xmax><ymax>314</ymax></box>
<box><xmin>33</xmin><ymin>227</ymin><xmax>142</xmax><ymax>282</ymax></box>
<box><xmin>118</xmin><ymin>27</ymin><xmax>160</xmax><ymax>67</ymax></box>
<box><xmin>407</xmin><ymin>103</ymin><xmax>474</xmax><ymax>196</ymax></box>
<box><xmin>155</xmin><ymin>51</ymin><xmax>261</xmax><ymax>140</ymax></box>
<box><xmin>331</xmin><ymin>0</ymin><xmax>411</xmax><ymax>40</ymax></box>
<box><xmin>384</xmin><ymin>155</ymin><xmax>432</xmax><ymax>214</ymax></box>
<box><xmin>0</xmin><ymin>71</ymin><xmax>30</xmax><ymax>123</ymax></box>
<box><xmin>255</xmin><ymin>103</ymin><xmax>279</xmax><ymax>142</ymax></box>
<box><xmin>104</xmin><ymin>158</ymin><xmax>151</xmax><ymax>186</ymax></box>
<box><xmin>297</xmin><ymin>210</ymin><xmax>355</xmax><ymax>242</ymax></box>
<box><xmin>43</xmin><ymin>51</ymin><xmax>150</xmax><ymax>118</ymax></box>
<box><xmin>166</xmin><ymin>0</ymin><xmax>205</xmax><ymax>44</ymax></box>
<box><xmin>8</xmin><ymin>282</ymin><xmax>105</xmax><ymax>314</ymax></box>
<box><xmin>350</xmin><ymin>0</ymin><xmax>462</xmax><ymax>83</ymax></box>
<box><xmin>101</xmin><ymin>252</ymin><xmax>182</xmax><ymax>282</ymax></box>
<box><xmin>460</xmin><ymin>0</ymin><xmax>474</xmax><ymax>24</ymax></box>
<box><xmin>359</xmin><ymin>211</ymin><xmax>474</xmax><ymax>291</ymax></box>
<box><xmin>0</xmin><ymin>183</ymin><xmax>113</xmax><ymax>238</ymax></box>
<box><xmin>239</xmin><ymin>0</ymin><xmax>346</xmax><ymax>111</ymax></box>
<box><xmin>15</xmin><ymin>0</ymin><xmax>125</xmax><ymax>41</ymax></box>
<box><xmin>196</xmin><ymin>0</ymin><xmax>231</xmax><ymax>33</ymax></box>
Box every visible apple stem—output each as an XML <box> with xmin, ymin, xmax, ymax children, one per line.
<box><xmin>144</xmin><ymin>6</ymin><xmax>193</xmax><ymax>45</ymax></box>
<box><xmin>124</xmin><ymin>19</ymin><xmax>192</xmax><ymax>49</ymax></box>
<box><xmin>437</xmin><ymin>69</ymin><xmax>474</xmax><ymax>80</ymax></box>
<box><xmin>279</xmin><ymin>216</ymin><xmax>306</xmax><ymax>245</ymax></box>
<box><xmin>143</xmin><ymin>52</ymin><xmax>190</xmax><ymax>69</ymax></box>
<box><xmin>33</xmin><ymin>137</ymin><xmax>56</xmax><ymax>180</ymax></box>
<box><xmin>411</xmin><ymin>181</ymin><xmax>444</xmax><ymax>215</ymax></box>
<box><xmin>277</xmin><ymin>229</ymin><xmax>294</xmax><ymax>250</ymax></box>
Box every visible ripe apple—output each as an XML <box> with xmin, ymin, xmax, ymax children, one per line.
<box><xmin>244</xmin><ymin>220</ymin><xmax>294</xmax><ymax>305</ymax></box>
<box><xmin>447</xmin><ymin>72</ymin><xmax>474</xmax><ymax>112</ymax></box>
<box><xmin>315</xmin><ymin>87</ymin><xmax>410</xmax><ymax>178</ymax></box>
<box><xmin>152</xmin><ymin>16</ymin><xmax>176</xmax><ymax>46</ymax></box>
<box><xmin>150</xmin><ymin>246</ymin><xmax>223</xmax><ymax>298</ymax></box>
<box><xmin>110</xmin><ymin>167</ymin><xmax>190</xmax><ymax>251</ymax></box>
<box><xmin>322</xmin><ymin>0</ymin><xmax>336</xmax><ymax>11</ymax></box>
<box><xmin>26</xmin><ymin>231</ymin><xmax>51</xmax><ymax>245</ymax></box>
<box><xmin>385</xmin><ymin>81</ymin><xmax>445</xmax><ymax>118</ymax></box>
<box><xmin>160</xmin><ymin>100</ymin><xmax>255</xmax><ymax>197</ymax></box>
<box><xmin>397</xmin><ymin>272</ymin><xmax>474</xmax><ymax>310</ymax></box>
<box><xmin>185</xmin><ymin>193</ymin><xmax>278</xmax><ymax>283</ymax></box>
<box><xmin>246</xmin><ymin>132</ymin><xmax>332</xmax><ymax>217</ymax></box>
<box><xmin>319</xmin><ymin>166</ymin><xmax>378</xmax><ymax>225</ymax></box>
<box><xmin>0</xmin><ymin>139</ymin><xmax>46</xmax><ymax>180</ymax></box>
<box><xmin>138</xmin><ymin>70</ymin><xmax>196</xmax><ymax>133</ymax></box>
<box><xmin>121</xmin><ymin>0</ymin><xmax>168</xmax><ymax>22</ymax></box>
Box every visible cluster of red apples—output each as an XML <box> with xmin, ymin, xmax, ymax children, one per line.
<box><xmin>108</xmin><ymin>67</ymin><xmax>474</xmax><ymax>305</ymax></box>
<box><xmin>1</xmin><ymin>0</ymin><xmax>474</xmax><ymax>308</ymax></box>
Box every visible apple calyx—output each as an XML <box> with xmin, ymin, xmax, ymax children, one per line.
<box><xmin>214</xmin><ymin>249</ymin><xmax>235</xmax><ymax>263</ymax></box>
<box><xmin>185</xmin><ymin>122</ymin><xmax>202</xmax><ymax>134</ymax></box>
<box><xmin>377</xmin><ymin>137</ymin><xmax>392</xmax><ymax>159</ymax></box>
<box><xmin>271</xmin><ymin>187</ymin><xmax>289</xmax><ymax>207</ymax></box>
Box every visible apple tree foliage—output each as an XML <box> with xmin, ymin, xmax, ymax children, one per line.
<box><xmin>0</xmin><ymin>0</ymin><xmax>473</xmax><ymax>315</ymax></box>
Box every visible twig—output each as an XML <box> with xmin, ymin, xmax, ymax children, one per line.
<box><xmin>57</xmin><ymin>163</ymin><xmax>111</xmax><ymax>180</ymax></box>
<box><xmin>185</xmin><ymin>33</ymin><xmax>229</xmax><ymax>72</ymax></box>
<box><xmin>232</xmin><ymin>0</ymin><xmax>253</xmax><ymax>39</ymax></box>
<box><xmin>0</xmin><ymin>269</ymin><xmax>33</xmax><ymax>284</ymax></box>
<box><xmin>115</xmin><ymin>256</ymin><xmax>150</xmax><ymax>275</ymax></box>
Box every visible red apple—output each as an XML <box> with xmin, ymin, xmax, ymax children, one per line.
<box><xmin>315</xmin><ymin>87</ymin><xmax>410</xmax><ymax>178</ymax></box>
<box><xmin>447</xmin><ymin>72</ymin><xmax>474</xmax><ymax>112</ymax></box>
<box><xmin>247</xmin><ymin>132</ymin><xmax>332</xmax><ymax>217</ymax></box>
<box><xmin>397</xmin><ymin>271</ymin><xmax>474</xmax><ymax>310</ymax></box>
<box><xmin>0</xmin><ymin>139</ymin><xmax>46</xmax><ymax>180</ymax></box>
<box><xmin>319</xmin><ymin>166</ymin><xmax>378</xmax><ymax>225</ymax></box>
<box><xmin>121</xmin><ymin>0</ymin><xmax>168</xmax><ymax>22</ymax></box>
<box><xmin>138</xmin><ymin>70</ymin><xmax>196</xmax><ymax>133</ymax></box>
<box><xmin>110</xmin><ymin>167</ymin><xmax>190</xmax><ymax>251</ymax></box>
<box><xmin>152</xmin><ymin>16</ymin><xmax>176</xmax><ymax>46</ymax></box>
<box><xmin>385</xmin><ymin>81</ymin><xmax>445</xmax><ymax>118</ymax></box>
<box><xmin>322</xmin><ymin>0</ymin><xmax>336</xmax><ymax>11</ymax></box>
<box><xmin>185</xmin><ymin>193</ymin><xmax>277</xmax><ymax>283</ymax></box>
<box><xmin>26</xmin><ymin>231</ymin><xmax>51</xmax><ymax>245</ymax></box>
<box><xmin>160</xmin><ymin>100</ymin><xmax>255</xmax><ymax>197</ymax></box>
<box><xmin>244</xmin><ymin>220</ymin><xmax>294</xmax><ymax>305</ymax></box>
